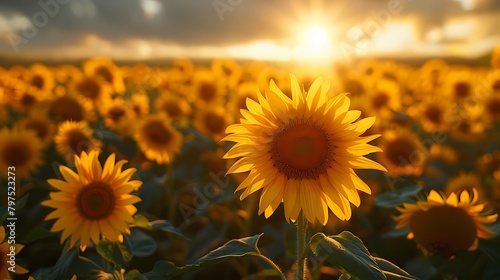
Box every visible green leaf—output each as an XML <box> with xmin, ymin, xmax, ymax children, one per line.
<box><xmin>96</xmin><ymin>236</ymin><xmax>133</xmax><ymax>269</ymax></box>
<box><xmin>15</xmin><ymin>193</ymin><xmax>29</xmax><ymax>210</ymax></box>
<box><xmin>479</xmin><ymin>238</ymin><xmax>500</xmax><ymax>263</ymax></box>
<box><xmin>125</xmin><ymin>269</ymin><xmax>142</xmax><ymax>280</ymax></box>
<box><xmin>310</xmin><ymin>231</ymin><xmax>386</xmax><ymax>280</ymax></box>
<box><xmin>26</xmin><ymin>227</ymin><xmax>55</xmax><ymax>242</ymax></box>
<box><xmin>45</xmin><ymin>247</ymin><xmax>79</xmax><ymax>279</ymax></box>
<box><xmin>428</xmin><ymin>250</ymin><xmax>475</xmax><ymax>278</ymax></box>
<box><xmin>151</xmin><ymin>219</ymin><xmax>189</xmax><ymax>240</ymax></box>
<box><xmin>150</xmin><ymin>234</ymin><xmax>278</xmax><ymax>278</ymax></box>
<box><xmin>374</xmin><ymin>257</ymin><xmax>419</xmax><ymax>280</ymax></box>
<box><xmin>129</xmin><ymin>229</ymin><xmax>157</xmax><ymax>257</ymax></box>
<box><xmin>375</xmin><ymin>185</ymin><xmax>421</xmax><ymax>208</ymax></box>
<box><xmin>132</xmin><ymin>214</ymin><xmax>153</xmax><ymax>230</ymax></box>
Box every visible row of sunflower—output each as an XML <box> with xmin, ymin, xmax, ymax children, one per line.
<box><xmin>0</xmin><ymin>52</ymin><xmax>499</xmax><ymax>279</ymax></box>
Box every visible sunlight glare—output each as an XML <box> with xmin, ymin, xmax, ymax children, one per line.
<box><xmin>294</xmin><ymin>25</ymin><xmax>333</xmax><ymax>61</ymax></box>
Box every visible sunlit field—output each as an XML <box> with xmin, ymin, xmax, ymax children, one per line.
<box><xmin>2</xmin><ymin>1</ymin><xmax>500</xmax><ymax>280</ymax></box>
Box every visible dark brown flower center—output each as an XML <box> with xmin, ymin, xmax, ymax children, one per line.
<box><xmin>143</xmin><ymin>120</ymin><xmax>172</xmax><ymax>146</ymax></box>
<box><xmin>344</xmin><ymin>79</ymin><xmax>364</xmax><ymax>97</ymax></box>
<box><xmin>25</xmin><ymin>119</ymin><xmax>50</xmax><ymax>140</ymax></box>
<box><xmin>424</xmin><ymin>104</ymin><xmax>443</xmax><ymax>124</ymax></box>
<box><xmin>270</xmin><ymin>119</ymin><xmax>332</xmax><ymax>179</ymax></box>
<box><xmin>161</xmin><ymin>101</ymin><xmax>182</xmax><ymax>119</ymax></box>
<box><xmin>108</xmin><ymin>106</ymin><xmax>126</xmax><ymax>122</ymax></box>
<box><xmin>203</xmin><ymin>112</ymin><xmax>226</xmax><ymax>134</ymax></box>
<box><xmin>454</xmin><ymin>82</ymin><xmax>470</xmax><ymax>99</ymax></box>
<box><xmin>76</xmin><ymin>182</ymin><xmax>115</xmax><ymax>220</ymax></box>
<box><xmin>492</xmin><ymin>80</ymin><xmax>500</xmax><ymax>91</ymax></box>
<box><xmin>485</xmin><ymin>97</ymin><xmax>500</xmax><ymax>118</ymax></box>
<box><xmin>20</xmin><ymin>93</ymin><xmax>37</xmax><ymax>107</ymax></box>
<box><xmin>372</xmin><ymin>92</ymin><xmax>389</xmax><ymax>109</ymax></box>
<box><xmin>409</xmin><ymin>205</ymin><xmax>477</xmax><ymax>258</ymax></box>
<box><xmin>198</xmin><ymin>82</ymin><xmax>217</xmax><ymax>102</ymax></box>
<box><xmin>66</xmin><ymin>130</ymin><xmax>93</xmax><ymax>155</ymax></box>
<box><xmin>76</xmin><ymin>78</ymin><xmax>101</xmax><ymax>100</ymax></box>
<box><xmin>383</xmin><ymin>72</ymin><xmax>397</xmax><ymax>81</ymax></box>
<box><xmin>2</xmin><ymin>140</ymin><xmax>31</xmax><ymax>167</ymax></box>
<box><xmin>50</xmin><ymin>96</ymin><xmax>84</xmax><ymax>121</ymax></box>
<box><xmin>385</xmin><ymin>136</ymin><xmax>420</xmax><ymax>167</ymax></box>
<box><xmin>96</xmin><ymin>66</ymin><xmax>113</xmax><ymax>83</ymax></box>
<box><xmin>31</xmin><ymin>75</ymin><xmax>45</xmax><ymax>90</ymax></box>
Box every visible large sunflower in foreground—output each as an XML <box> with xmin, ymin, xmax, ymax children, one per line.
<box><xmin>223</xmin><ymin>76</ymin><xmax>386</xmax><ymax>225</ymax></box>
<box><xmin>42</xmin><ymin>150</ymin><xmax>142</xmax><ymax>250</ymax></box>
<box><xmin>395</xmin><ymin>189</ymin><xmax>498</xmax><ymax>258</ymax></box>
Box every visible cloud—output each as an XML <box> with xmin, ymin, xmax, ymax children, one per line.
<box><xmin>0</xmin><ymin>0</ymin><xmax>498</xmax><ymax>58</ymax></box>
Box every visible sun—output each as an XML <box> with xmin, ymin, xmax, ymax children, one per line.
<box><xmin>304</xmin><ymin>25</ymin><xmax>330</xmax><ymax>48</ymax></box>
<box><xmin>294</xmin><ymin>24</ymin><xmax>334</xmax><ymax>61</ymax></box>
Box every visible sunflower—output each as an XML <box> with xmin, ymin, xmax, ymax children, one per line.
<box><xmin>99</xmin><ymin>97</ymin><xmax>133</xmax><ymax>135</ymax></box>
<box><xmin>377</xmin><ymin>129</ymin><xmax>427</xmax><ymax>177</ymax></box>
<box><xmin>1</xmin><ymin>226</ymin><xmax>28</xmax><ymax>279</ymax></box>
<box><xmin>395</xmin><ymin>189</ymin><xmax>498</xmax><ymax>258</ymax></box>
<box><xmin>42</xmin><ymin>150</ymin><xmax>142</xmax><ymax>250</ymax></box>
<box><xmin>54</xmin><ymin>64</ymin><xmax>81</xmax><ymax>84</ymax></box>
<box><xmin>491</xmin><ymin>45</ymin><xmax>500</xmax><ymax>68</ymax></box>
<box><xmin>4</xmin><ymin>79</ymin><xmax>41</xmax><ymax>113</ymax></box>
<box><xmin>0</xmin><ymin>127</ymin><xmax>43</xmax><ymax>178</ymax></box>
<box><xmin>190</xmin><ymin>69</ymin><xmax>225</xmax><ymax>105</ymax></box>
<box><xmin>445</xmin><ymin>172</ymin><xmax>486</xmax><ymax>201</ymax></box>
<box><xmin>483</xmin><ymin>93</ymin><xmax>500</xmax><ymax>122</ymax></box>
<box><xmin>418</xmin><ymin>59</ymin><xmax>450</xmax><ymax>90</ymax></box>
<box><xmin>15</xmin><ymin>113</ymin><xmax>55</xmax><ymax>146</ymax></box>
<box><xmin>73</xmin><ymin>75</ymin><xmax>111</xmax><ymax>105</ymax></box>
<box><xmin>54</xmin><ymin>121</ymin><xmax>102</xmax><ymax>160</ymax></box>
<box><xmin>449</xmin><ymin>115</ymin><xmax>486</xmax><ymax>142</ymax></box>
<box><xmin>134</xmin><ymin>114</ymin><xmax>183</xmax><ymax>164</ymax></box>
<box><xmin>194</xmin><ymin>106</ymin><xmax>234</xmax><ymax>142</ymax></box>
<box><xmin>256</xmin><ymin>67</ymin><xmax>287</xmax><ymax>95</ymax></box>
<box><xmin>337</xmin><ymin>74</ymin><xmax>367</xmax><ymax>99</ymax></box>
<box><xmin>211</xmin><ymin>58</ymin><xmax>242</xmax><ymax>89</ymax></box>
<box><xmin>129</xmin><ymin>89</ymin><xmax>150</xmax><ymax>118</ymax></box>
<box><xmin>367</xmin><ymin>78</ymin><xmax>401</xmax><ymax>119</ymax></box>
<box><xmin>83</xmin><ymin>58</ymin><xmax>125</xmax><ymax>94</ymax></box>
<box><xmin>230</xmin><ymin>82</ymin><xmax>259</xmax><ymax>112</ymax></box>
<box><xmin>154</xmin><ymin>91</ymin><xmax>192</xmax><ymax>121</ymax></box>
<box><xmin>444</xmin><ymin>70</ymin><xmax>477</xmax><ymax>102</ymax></box>
<box><xmin>477</xmin><ymin>151</ymin><xmax>500</xmax><ymax>176</ymax></box>
<box><xmin>356</xmin><ymin>59</ymin><xmax>380</xmax><ymax>78</ymax></box>
<box><xmin>408</xmin><ymin>97</ymin><xmax>450</xmax><ymax>133</ymax></box>
<box><xmin>47</xmin><ymin>92</ymin><xmax>94</xmax><ymax>122</ymax></box>
<box><xmin>173</xmin><ymin>58</ymin><xmax>195</xmax><ymax>79</ymax></box>
<box><xmin>23</xmin><ymin>63</ymin><xmax>54</xmax><ymax>94</ymax></box>
<box><xmin>485</xmin><ymin>69</ymin><xmax>500</xmax><ymax>93</ymax></box>
<box><xmin>223</xmin><ymin>75</ymin><xmax>386</xmax><ymax>225</ymax></box>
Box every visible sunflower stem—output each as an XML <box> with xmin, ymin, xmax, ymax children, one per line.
<box><xmin>165</xmin><ymin>163</ymin><xmax>176</xmax><ymax>223</ymax></box>
<box><xmin>296</xmin><ymin>211</ymin><xmax>308</xmax><ymax>280</ymax></box>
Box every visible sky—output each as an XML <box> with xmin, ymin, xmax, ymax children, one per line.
<box><xmin>0</xmin><ymin>0</ymin><xmax>499</xmax><ymax>61</ymax></box>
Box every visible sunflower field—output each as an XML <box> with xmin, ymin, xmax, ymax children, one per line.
<box><xmin>1</xmin><ymin>51</ymin><xmax>500</xmax><ymax>280</ymax></box>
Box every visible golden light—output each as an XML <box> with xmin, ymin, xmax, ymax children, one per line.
<box><xmin>294</xmin><ymin>24</ymin><xmax>333</xmax><ymax>61</ymax></box>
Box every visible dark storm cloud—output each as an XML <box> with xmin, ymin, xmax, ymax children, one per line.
<box><xmin>0</xmin><ymin>0</ymin><xmax>499</xmax><ymax>55</ymax></box>
<box><xmin>1</xmin><ymin>0</ymin><xmax>294</xmax><ymax>50</ymax></box>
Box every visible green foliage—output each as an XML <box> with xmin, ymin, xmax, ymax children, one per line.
<box><xmin>97</xmin><ymin>237</ymin><xmax>133</xmax><ymax>269</ymax></box>
<box><xmin>145</xmin><ymin>234</ymin><xmax>284</xmax><ymax>279</ymax></box>
<box><xmin>375</xmin><ymin>185</ymin><xmax>422</xmax><ymax>208</ymax></box>
<box><xmin>310</xmin><ymin>231</ymin><xmax>418</xmax><ymax>280</ymax></box>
